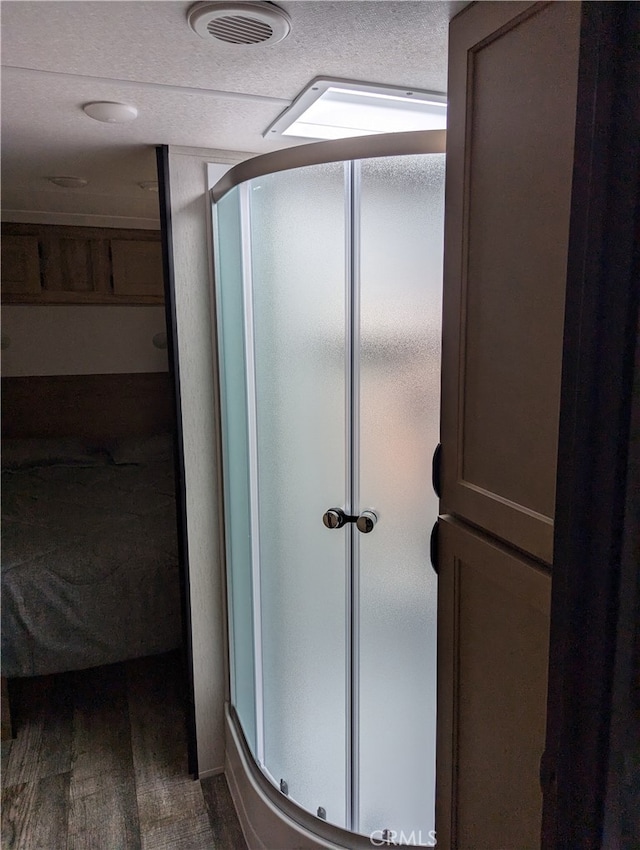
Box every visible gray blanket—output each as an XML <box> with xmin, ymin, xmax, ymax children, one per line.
<box><xmin>2</xmin><ymin>446</ymin><xmax>181</xmax><ymax>677</ymax></box>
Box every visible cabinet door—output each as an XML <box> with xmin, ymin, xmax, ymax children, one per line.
<box><xmin>1</xmin><ymin>235</ymin><xmax>41</xmax><ymax>295</ymax></box>
<box><xmin>41</xmin><ymin>235</ymin><xmax>110</xmax><ymax>296</ymax></box>
<box><xmin>111</xmin><ymin>239</ymin><xmax>164</xmax><ymax>299</ymax></box>
<box><xmin>1</xmin><ymin>225</ymin><xmax>163</xmax><ymax>304</ymax></box>
<box><xmin>436</xmin><ymin>515</ymin><xmax>551</xmax><ymax>850</ymax></box>
<box><xmin>441</xmin><ymin>1</ymin><xmax>581</xmax><ymax>563</ymax></box>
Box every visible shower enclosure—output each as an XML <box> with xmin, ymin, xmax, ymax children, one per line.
<box><xmin>212</xmin><ymin>131</ymin><xmax>445</xmax><ymax>843</ymax></box>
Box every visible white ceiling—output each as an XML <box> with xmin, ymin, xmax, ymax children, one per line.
<box><xmin>1</xmin><ymin>0</ymin><xmax>466</xmax><ymax>225</ymax></box>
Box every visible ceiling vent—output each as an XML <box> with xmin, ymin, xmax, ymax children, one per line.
<box><xmin>187</xmin><ymin>2</ymin><xmax>291</xmax><ymax>46</ymax></box>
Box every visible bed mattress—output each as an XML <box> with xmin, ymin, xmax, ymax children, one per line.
<box><xmin>1</xmin><ymin>437</ymin><xmax>181</xmax><ymax>678</ymax></box>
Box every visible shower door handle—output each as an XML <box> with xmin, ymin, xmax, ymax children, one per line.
<box><xmin>323</xmin><ymin>508</ymin><xmax>348</xmax><ymax>529</ymax></box>
<box><xmin>356</xmin><ymin>510</ymin><xmax>378</xmax><ymax>534</ymax></box>
<box><xmin>323</xmin><ymin>508</ymin><xmax>378</xmax><ymax>532</ymax></box>
<box><xmin>322</xmin><ymin>508</ymin><xmax>378</xmax><ymax>534</ymax></box>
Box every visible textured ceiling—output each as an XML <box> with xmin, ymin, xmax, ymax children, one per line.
<box><xmin>1</xmin><ymin>0</ymin><xmax>467</xmax><ymax>223</ymax></box>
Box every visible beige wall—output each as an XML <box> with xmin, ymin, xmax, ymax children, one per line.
<box><xmin>1</xmin><ymin>305</ymin><xmax>168</xmax><ymax>376</ymax></box>
<box><xmin>167</xmin><ymin>145</ymin><xmax>248</xmax><ymax>777</ymax></box>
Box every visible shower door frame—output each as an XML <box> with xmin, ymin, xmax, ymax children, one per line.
<box><xmin>211</xmin><ymin>129</ymin><xmax>446</xmax><ymax>848</ymax></box>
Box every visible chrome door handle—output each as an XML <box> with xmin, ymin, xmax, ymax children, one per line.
<box><xmin>323</xmin><ymin>508</ymin><xmax>348</xmax><ymax>529</ymax></box>
<box><xmin>323</xmin><ymin>508</ymin><xmax>378</xmax><ymax>532</ymax></box>
<box><xmin>356</xmin><ymin>510</ymin><xmax>378</xmax><ymax>534</ymax></box>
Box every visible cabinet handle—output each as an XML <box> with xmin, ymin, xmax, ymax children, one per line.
<box><xmin>432</xmin><ymin>442</ymin><xmax>442</xmax><ymax>498</ymax></box>
<box><xmin>430</xmin><ymin>521</ymin><xmax>439</xmax><ymax>574</ymax></box>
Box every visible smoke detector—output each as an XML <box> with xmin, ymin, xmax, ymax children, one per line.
<box><xmin>187</xmin><ymin>2</ymin><xmax>291</xmax><ymax>45</ymax></box>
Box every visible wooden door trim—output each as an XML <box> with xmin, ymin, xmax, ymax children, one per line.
<box><xmin>156</xmin><ymin>145</ymin><xmax>198</xmax><ymax>777</ymax></box>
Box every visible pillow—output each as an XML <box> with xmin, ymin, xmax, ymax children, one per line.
<box><xmin>107</xmin><ymin>433</ymin><xmax>174</xmax><ymax>465</ymax></box>
<box><xmin>1</xmin><ymin>438</ymin><xmax>111</xmax><ymax>471</ymax></box>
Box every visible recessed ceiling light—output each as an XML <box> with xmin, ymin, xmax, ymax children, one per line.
<box><xmin>138</xmin><ymin>181</ymin><xmax>159</xmax><ymax>192</ymax></box>
<box><xmin>47</xmin><ymin>176</ymin><xmax>89</xmax><ymax>188</ymax></box>
<box><xmin>83</xmin><ymin>102</ymin><xmax>139</xmax><ymax>123</ymax></box>
<box><xmin>264</xmin><ymin>78</ymin><xmax>447</xmax><ymax>141</ymax></box>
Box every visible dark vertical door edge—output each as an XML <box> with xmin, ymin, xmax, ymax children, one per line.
<box><xmin>156</xmin><ymin>145</ymin><xmax>199</xmax><ymax>777</ymax></box>
<box><xmin>543</xmin><ymin>3</ymin><xmax>640</xmax><ymax>848</ymax></box>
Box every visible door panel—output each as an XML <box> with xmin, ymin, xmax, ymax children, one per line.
<box><xmin>249</xmin><ymin>163</ymin><xmax>348</xmax><ymax>827</ymax></box>
<box><xmin>441</xmin><ymin>0</ymin><xmax>581</xmax><ymax>563</ymax></box>
<box><xmin>357</xmin><ymin>154</ymin><xmax>444</xmax><ymax>838</ymax></box>
<box><xmin>436</xmin><ymin>516</ymin><xmax>551</xmax><ymax>849</ymax></box>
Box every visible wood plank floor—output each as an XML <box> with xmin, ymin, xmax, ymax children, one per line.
<box><xmin>1</xmin><ymin>652</ymin><xmax>247</xmax><ymax>850</ymax></box>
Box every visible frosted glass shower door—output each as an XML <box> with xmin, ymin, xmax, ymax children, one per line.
<box><xmin>357</xmin><ymin>154</ymin><xmax>445</xmax><ymax>840</ymax></box>
<box><xmin>214</xmin><ymin>186</ymin><xmax>257</xmax><ymax>753</ymax></box>
<box><xmin>249</xmin><ymin>163</ymin><xmax>349</xmax><ymax>827</ymax></box>
<box><xmin>215</xmin><ymin>150</ymin><xmax>445</xmax><ymax>840</ymax></box>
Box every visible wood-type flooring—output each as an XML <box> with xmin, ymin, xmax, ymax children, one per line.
<box><xmin>1</xmin><ymin>651</ymin><xmax>247</xmax><ymax>850</ymax></box>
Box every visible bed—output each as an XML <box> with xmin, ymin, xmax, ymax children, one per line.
<box><xmin>1</xmin><ymin>373</ymin><xmax>182</xmax><ymax>680</ymax></box>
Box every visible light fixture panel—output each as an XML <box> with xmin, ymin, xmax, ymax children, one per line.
<box><xmin>264</xmin><ymin>77</ymin><xmax>447</xmax><ymax>141</ymax></box>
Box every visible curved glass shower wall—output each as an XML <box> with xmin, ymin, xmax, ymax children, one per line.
<box><xmin>213</xmin><ymin>132</ymin><xmax>444</xmax><ymax>842</ymax></box>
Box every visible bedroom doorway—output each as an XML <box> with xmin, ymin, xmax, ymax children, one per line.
<box><xmin>1</xmin><ymin>219</ymin><xmax>182</xmax><ymax>684</ymax></box>
<box><xmin>1</xmin><ymin>196</ymin><xmax>197</xmax><ymax>841</ymax></box>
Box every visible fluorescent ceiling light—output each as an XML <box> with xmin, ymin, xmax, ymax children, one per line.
<box><xmin>264</xmin><ymin>78</ymin><xmax>447</xmax><ymax>141</ymax></box>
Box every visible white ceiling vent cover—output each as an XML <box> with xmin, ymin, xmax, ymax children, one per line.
<box><xmin>188</xmin><ymin>2</ymin><xmax>291</xmax><ymax>45</ymax></box>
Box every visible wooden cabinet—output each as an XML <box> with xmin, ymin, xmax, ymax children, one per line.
<box><xmin>440</xmin><ymin>0</ymin><xmax>581</xmax><ymax>564</ymax></box>
<box><xmin>111</xmin><ymin>240</ymin><xmax>164</xmax><ymax>298</ymax></box>
<box><xmin>1</xmin><ymin>234</ymin><xmax>41</xmax><ymax>295</ymax></box>
<box><xmin>436</xmin><ymin>516</ymin><xmax>551</xmax><ymax>850</ymax></box>
<box><xmin>40</xmin><ymin>233</ymin><xmax>111</xmax><ymax>296</ymax></box>
<box><xmin>436</xmin><ymin>3</ymin><xmax>583</xmax><ymax>848</ymax></box>
<box><xmin>1</xmin><ymin>224</ymin><xmax>164</xmax><ymax>304</ymax></box>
